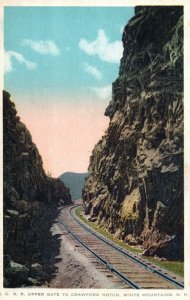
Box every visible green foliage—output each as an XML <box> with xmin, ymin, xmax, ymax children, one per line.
<box><xmin>75</xmin><ymin>207</ymin><xmax>184</xmax><ymax>277</ymax></box>
<box><xmin>75</xmin><ymin>207</ymin><xmax>142</xmax><ymax>254</ymax></box>
<box><xmin>145</xmin><ymin>257</ymin><xmax>184</xmax><ymax>277</ymax></box>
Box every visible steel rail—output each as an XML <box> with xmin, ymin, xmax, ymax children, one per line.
<box><xmin>70</xmin><ymin>206</ymin><xmax>184</xmax><ymax>289</ymax></box>
<box><xmin>58</xmin><ymin>218</ymin><xmax>140</xmax><ymax>289</ymax></box>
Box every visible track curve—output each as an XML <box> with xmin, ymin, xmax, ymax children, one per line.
<box><xmin>58</xmin><ymin>205</ymin><xmax>184</xmax><ymax>289</ymax></box>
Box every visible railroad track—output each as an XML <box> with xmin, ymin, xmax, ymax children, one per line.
<box><xmin>58</xmin><ymin>205</ymin><xmax>184</xmax><ymax>289</ymax></box>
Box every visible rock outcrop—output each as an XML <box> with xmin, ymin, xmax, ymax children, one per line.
<box><xmin>83</xmin><ymin>6</ymin><xmax>183</xmax><ymax>260</ymax></box>
<box><xmin>3</xmin><ymin>90</ymin><xmax>72</xmax><ymax>287</ymax></box>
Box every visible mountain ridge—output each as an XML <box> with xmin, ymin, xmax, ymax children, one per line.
<box><xmin>59</xmin><ymin>172</ymin><xmax>89</xmax><ymax>200</ymax></box>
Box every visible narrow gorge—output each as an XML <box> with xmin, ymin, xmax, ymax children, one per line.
<box><xmin>3</xmin><ymin>91</ymin><xmax>72</xmax><ymax>287</ymax></box>
<box><xmin>83</xmin><ymin>6</ymin><xmax>184</xmax><ymax>260</ymax></box>
<box><xmin>3</xmin><ymin>5</ymin><xmax>184</xmax><ymax>290</ymax></box>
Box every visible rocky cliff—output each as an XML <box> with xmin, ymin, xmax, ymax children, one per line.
<box><xmin>3</xmin><ymin>90</ymin><xmax>72</xmax><ymax>287</ymax></box>
<box><xmin>83</xmin><ymin>6</ymin><xmax>183</xmax><ymax>260</ymax></box>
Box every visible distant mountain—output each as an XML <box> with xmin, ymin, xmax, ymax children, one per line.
<box><xmin>59</xmin><ymin>172</ymin><xmax>89</xmax><ymax>200</ymax></box>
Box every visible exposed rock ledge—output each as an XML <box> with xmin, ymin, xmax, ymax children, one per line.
<box><xmin>83</xmin><ymin>6</ymin><xmax>183</xmax><ymax>260</ymax></box>
<box><xmin>3</xmin><ymin>91</ymin><xmax>72</xmax><ymax>287</ymax></box>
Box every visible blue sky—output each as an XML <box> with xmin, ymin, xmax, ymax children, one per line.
<box><xmin>4</xmin><ymin>6</ymin><xmax>134</xmax><ymax>176</ymax></box>
<box><xmin>4</xmin><ymin>6</ymin><xmax>134</xmax><ymax>102</ymax></box>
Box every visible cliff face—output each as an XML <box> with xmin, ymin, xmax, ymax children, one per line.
<box><xmin>3</xmin><ymin>91</ymin><xmax>72</xmax><ymax>287</ymax></box>
<box><xmin>83</xmin><ymin>6</ymin><xmax>183</xmax><ymax>260</ymax></box>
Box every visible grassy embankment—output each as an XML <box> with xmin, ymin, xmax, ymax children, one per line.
<box><xmin>75</xmin><ymin>207</ymin><xmax>183</xmax><ymax>277</ymax></box>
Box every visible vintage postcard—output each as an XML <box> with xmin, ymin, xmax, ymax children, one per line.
<box><xmin>0</xmin><ymin>0</ymin><xmax>190</xmax><ymax>299</ymax></box>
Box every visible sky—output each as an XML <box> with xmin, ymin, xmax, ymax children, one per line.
<box><xmin>4</xmin><ymin>6</ymin><xmax>134</xmax><ymax>177</ymax></box>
